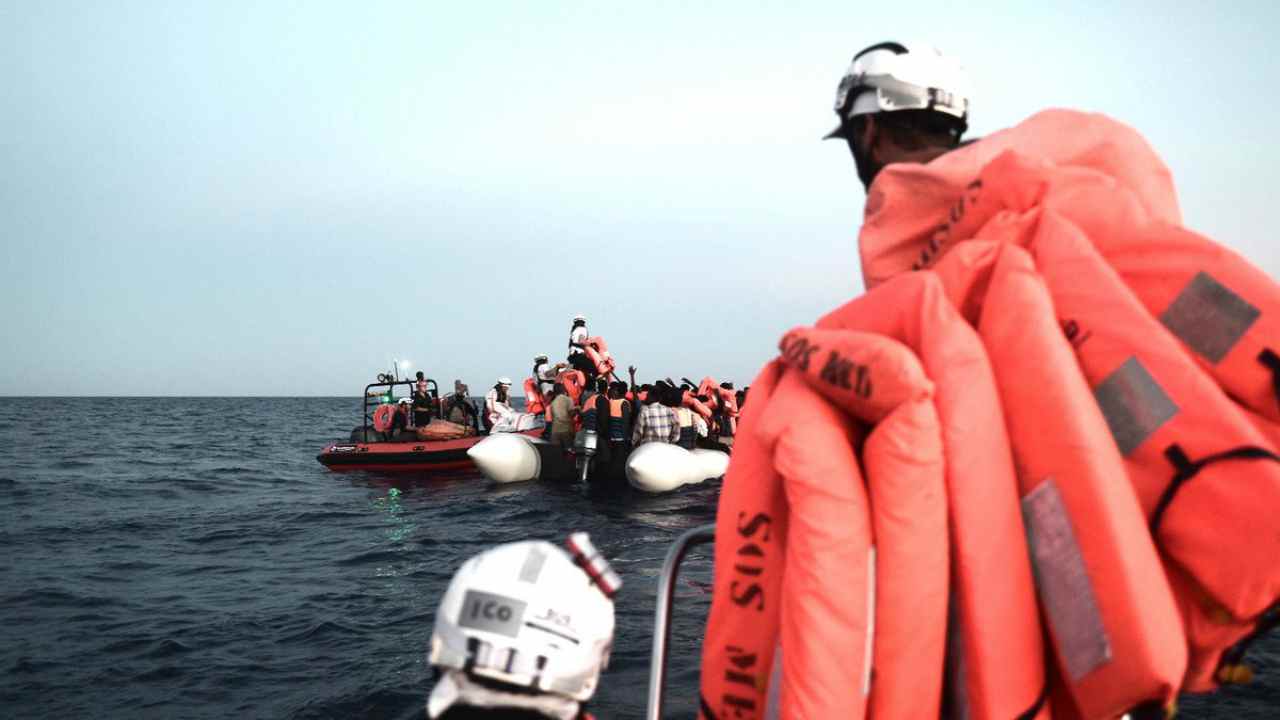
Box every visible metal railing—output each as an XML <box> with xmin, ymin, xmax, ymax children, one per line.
<box><xmin>646</xmin><ymin>523</ymin><xmax>716</xmax><ymax>720</ymax></box>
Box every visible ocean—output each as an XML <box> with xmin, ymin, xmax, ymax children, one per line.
<box><xmin>1</xmin><ymin>397</ymin><xmax>1276</xmax><ymax>718</ymax></box>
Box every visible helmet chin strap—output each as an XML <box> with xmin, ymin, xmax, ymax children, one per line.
<box><xmin>427</xmin><ymin>670</ymin><xmax>582</xmax><ymax>720</ymax></box>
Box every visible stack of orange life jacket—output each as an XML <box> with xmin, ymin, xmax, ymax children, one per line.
<box><xmin>700</xmin><ymin>109</ymin><xmax>1280</xmax><ymax>719</ymax></box>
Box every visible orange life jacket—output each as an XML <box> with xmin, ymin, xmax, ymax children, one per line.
<box><xmin>523</xmin><ymin>377</ymin><xmax>545</xmax><ymax>416</ymax></box>
<box><xmin>861</xmin><ymin>109</ymin><xmax>1280</xmax><ymax>696</ymax></box>
<box><xmin>682</xmin><ymin>390</ymin><xmax>714</xmax><ymax>420</ymax></box>
<box><xmin>583</xmin><ymin>336</ymin><xmax>616</xmax><ymax>377</ymax></box>
<box><xmin>559</xmin><ymin>369</ymin><xmax>586</xmax><ymax>406</ymax></box>
<box><xmin>934</xmin><ymin>240</ymin><xmax>1187</xmax><ymax>715</ymax></box>
<box><xmin>702</xmin><ymin>272</ymin><xmax>1046</xmax><ymax>720</ymax></box>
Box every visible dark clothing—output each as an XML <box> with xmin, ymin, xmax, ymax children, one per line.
<box><xmin>442</xmin><ymin>396</ymin><xmax>477</xmax><ymax>428</ymax></box>
<box><xmin>568</xmin><ymin>352</ymin><xmax>597</xmax><ymax>382</ymax></box>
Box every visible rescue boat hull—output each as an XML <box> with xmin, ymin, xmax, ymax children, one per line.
<box><xmin>317</xmin><ymin>431</ymin><xmax>543</xmax><ymax>473</ymax></box>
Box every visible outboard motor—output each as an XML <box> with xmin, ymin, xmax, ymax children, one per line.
<box><xmin>573</xmin><ymin>428</ymin><xmax>599</xmax><ymax>482</ymax></box>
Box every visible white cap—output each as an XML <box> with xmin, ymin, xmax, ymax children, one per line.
<box><xmin>824</xmin><ymin>41</ymin><xmax>972</xmax><ymax>139</ymax></box>
<box><xmin>426</xmin><ymin>538</ymin><xmax>617</xmax><ymax>717</ymax></box>
<box><xmin>573</xmin><ymin>314</ymin><xmax>586</xmax><ymax>323</ymax></box>
<box><xmin>497</xmin><ymin>377</ymin><xmax>512</xmax><ymax>386</ymax></box>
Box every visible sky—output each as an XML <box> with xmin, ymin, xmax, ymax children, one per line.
<box><xmin>3</xmin><ymin>1</ymin><xmax>1278</xmax><ymax>396</ymax></box>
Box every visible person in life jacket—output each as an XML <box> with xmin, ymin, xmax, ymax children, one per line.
<box><xmin>425</xmin><ymin>533</ymin><xmax>620</xmax><ymax>720</ymax></box>
<box><xmin>700</xmin><ymin>43</ymin><xmax>1021</xmax><ymax>720</ymax></box>
<box><xmin>604</xmin><ymin>381</ymin><xmax>633</xmax><ymax>479</ymax></box>
<box><xmin>578</xmin><ymin>378</ymin><xmax>613</xmax><ymax>467</ymax></box>
<box><xmin>484</xmin><ymin>378</ymin><xmax>515</xmax><ymax>432</ymax></box>
<box><xmin>581</xmin><ymin>337</ymin><xmax>615</xmax><ymax>379</ymax></box>
<box><xmin>667</xmin><ymin>385</ymin><xmax>701</xmax><ymax>450</ymax></box>
<box><xmin>566</xmin><ymin>315</ymin><xmax>597</xmax><ymax>382</ymax></box>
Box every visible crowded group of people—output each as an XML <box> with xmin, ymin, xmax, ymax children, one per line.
<box><xmin>521</xmin><ymin>315</ymin><xmax>745</xmax><ymax>468</ymax></box>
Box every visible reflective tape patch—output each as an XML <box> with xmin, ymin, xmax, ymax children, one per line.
<box><xmin>764</xmin><ymin>643</ymin><xmax>782</xmax><ymax>720</ymax></box>
<box><xmin>1023</xmin><ymin>479</ymin><xmax>1112</xmax><ymax>681</ymax></box>
<box><xmin>1094</xmin><ymin>357</ymin><xmax>1179</xmax><ymax>456</ymax></box>
<box><xmin>518</xmin><ymin>545</ymin><xmax>547</xmax><ymax>584</ymax></box>
<box><xmin>458</xmin><ymin>590</ymin><xmax>527</xmax><ymax>638</ymax></box>
<box><xmin>1160</xmin><ymin>271</ymin><xmax>1260</xmax><ymax>363</ymax></box>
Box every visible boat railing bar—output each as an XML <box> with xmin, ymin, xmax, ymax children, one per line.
<box><xmin>361</xmin><ymin>378</ymin><xmax>439</xmax><ymax>434</ymax></box>
<box><xmin>647</xmin><ymin>523</ymin><xmax>716</xmax><ymax>720</ymax></box>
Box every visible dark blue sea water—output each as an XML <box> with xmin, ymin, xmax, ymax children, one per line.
<box><xmin>1</xmin><ymin>397</ymin><xmax>1276</xmax><ymax>719</ymax></box>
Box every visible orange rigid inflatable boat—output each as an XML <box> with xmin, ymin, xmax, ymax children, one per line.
<box><xmin>700</xmin><ymin>109</ymin><xmax>1279</xmax><ymax>718</ymax></box>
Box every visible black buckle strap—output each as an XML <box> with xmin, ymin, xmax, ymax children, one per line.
<box><xmin>1151</xmin><ymin>444</ymin><xmax>1280</xmax><ymax>535</ymax></box>
<box><xmin>1259</xmin><ymin>348</ymin><xmax>1280</xmax><ymax>408</ymax></box>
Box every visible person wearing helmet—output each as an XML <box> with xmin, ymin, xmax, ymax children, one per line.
<box><xmin>565</xmin><ymin>315</ymin><xmax>597</xmax><ymax>382</ymax></box>
<box><xmin>532</xmin><ymin>354</ymin><xmax>564</xmax><ymax>397</ymax></box>
<box><xmin>426</xmin><ymin>533</ymin><xmax>619</xmax><ymax>720</ymax></box>
<box><xmin>484</xmin><ymin>378</ymin><xmax>515</xmax><ymax>433</ymax></box>
<box><xmin>824</xmin><ymin>41</ymin><xmax>972</xmax><ymax>191</ymax></box>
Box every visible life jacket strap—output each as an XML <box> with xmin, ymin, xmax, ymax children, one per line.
<box><xmin>1151</xmin><ymin>444</ymin><xmax>1280</xmax><ymax>536</ymax></box>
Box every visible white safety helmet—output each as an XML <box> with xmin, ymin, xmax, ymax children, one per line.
<box><xmin>824</xmin><ymin>41</ymin><xmax>972</xmax><ymax>140</ymax></box>
<box><xmin>426</xmin><ymin>534</ymin><xmax>620</xmax><ymax>719</ymax></box>
<box><xmin>497</xmin><ymin>377</ymin><xmax>512</xmax><ymax>386</ymax></box>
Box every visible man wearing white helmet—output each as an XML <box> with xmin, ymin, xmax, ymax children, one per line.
<box><xmin>532</xmin><ymin>354</ymin><xmax>564</xmax><ymax>397</ymax></box>
<box><xmin>565</xmin><ymin>315</ymin><xmax>596</xmax><ymax>382</ymax></box>
<box><xmin>824</xmin><ymin>41</ymin><xmax>973</xmax><ymax>190</ymax></box>
<box><xmin>426</xmin><ymin>533</ymin><xmax>620</xmax><ymax>720</ymax></box>
<box><xmin>484</xmin><ymin>378</ymin><xmax>515</xmax><ymax>432</ymax></box>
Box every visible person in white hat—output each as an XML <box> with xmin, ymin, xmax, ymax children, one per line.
<box><xmin>565</xmin><ymin>315</ymin><xmax>597</xmax><ymax>382</ymax></box>
<box><xmin>484</xmin><ymin>378</ymin><xmax>516</xmax><ymax>432</ymax></box>
<box><xmin>823</xmin><ymin>41</ymin><xmax>973</xmax><ymax>190</ymax></box>
<box><xmin>425</xmin><ymin>533</ymin><xmax>620</xmax><ymax>720</ymax></box>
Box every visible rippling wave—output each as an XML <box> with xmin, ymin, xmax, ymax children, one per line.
<box><xmin>0</xmin><ymin>397</ymin><xmax>1273</xmax><ymax>718</ymax></box>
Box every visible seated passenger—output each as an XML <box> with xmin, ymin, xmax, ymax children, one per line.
<box><xmin>442</xmin><ymin>381</ymin><xmax>478</xmax><ymax>428</ymax></box>
<box><xmin>425</xmin><ymin>533</ymin><xmax>619</xmax><ymax>720</ymax></box>
<box><xmin>484</xmin><ymin>378</ymin><xmax>515</xmax><ymax>432</ymax></box>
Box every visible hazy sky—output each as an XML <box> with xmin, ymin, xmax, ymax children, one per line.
<box><xmin>4</xmin><ymin>1</ymin><xmax>1278</xmax><ymax>396</ymax></box>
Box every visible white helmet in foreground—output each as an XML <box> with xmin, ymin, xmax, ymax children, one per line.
<box><xmin>824</xmin><ymin>41</ymin><xmax>972</xmax><ymax>140</ymax></box>
<box><xmin>427</xmin><ymin>533</ymin><xmax>620</xmax><ymax>719</ymax></box>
